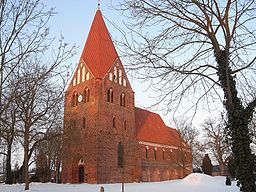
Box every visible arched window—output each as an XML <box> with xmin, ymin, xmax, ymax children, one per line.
<box><xmin>123</xmin><ymin>120</ymin><xmax>126</xmax><ymax>130</ymax></box>
<box><xmin>82</xmin><ymin>66</ymin><xmax>86</xmax><ymax>82</ymax></box>
<box><xmin>114</xmin><ymin>67</ymin><xmax>117</xmax><ymax>83</ymax></box>
<box><xmin>154</xmin><ymin>147</ymin><xmax>158</xmax><ymax>160</ymax></box>
<box><xmin>119</xmin><ymin>69</ymin><xmax>122</xmax><ymax>85</ymax></box>
<box><xmin>113</xmin><ymin>117</ymin><xmax>116</xmax><ymax>128</ymax></box>
<box><xmin>107</xmin><ymin>88</ymin><xmax>113</xmax><ymax>103</ymax></box>
<box><xmin>163</xmin><ymin>149</ymin><xmax>165</xmax><ymax>160</ymax></box>
<box><xmin>109</xmin><ymin>72</ymin><xmax>113</xmax><ymax>81</ymax></box>
<box><xmin>77</xmin><ymin>69</ymin><xmax>81</xmax><ymax>84</ymax></box>
<box><xmin>123</xmin><ymin>79</ymin><xmax>126</xmax><ymax>87</ymax></box>
<box><xmin>82</xmin><ymin>117</ymin><xmax>86</xmax><ymax>129</ymax></box>
<box><xmin>118</xmin><ymin>142</ymin><xmax>124</xmax><ymax>168</ymax></box>
<box><xmin>72</xmin><ymin>92</ymin><xmax>78</xmax><ymax>107</ymax></box>
<box><xmin>120</xmin><ymin>93</ymin><xmax>125</xmax><ymax>107</ymax></box>
<box><xmin>84</xmin><ymin>88</ymin><xmax>90</xmax><ymax>103</ymax></box>
<box><xmin>169</xmin><ymin>149</ymin><xmax>173</xmax><ymax>159</ymax></box>
<box><xmin>86</xmin><ymin>89</ymin><xmax>90</xmax><ymax>102</ymax></box>
<box><xmin>86</xmin><ymin>72</ymin><xmax>90</xmax><ymax>80</ymax></box>
<box><xmin>146</xmin><ymin>146</ymin><xmax>149</xmax><ymax>159</ymax></box>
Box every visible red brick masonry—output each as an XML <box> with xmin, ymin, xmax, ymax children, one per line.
<box><xmin>62</xmin><ymin>10</ymin><xmax>192</xmax><ymax>184</ymax></box>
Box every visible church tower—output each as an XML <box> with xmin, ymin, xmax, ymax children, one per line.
<box><xmin>62</xmin><ymin>10</ymin><xmax>140</xmax><ymax>184</ymax></box>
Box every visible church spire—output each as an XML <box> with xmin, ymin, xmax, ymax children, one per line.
<box><xmin>80</xmin><ymin>9</ymin><xmax>119</xmax><ymax>78</ymax></box>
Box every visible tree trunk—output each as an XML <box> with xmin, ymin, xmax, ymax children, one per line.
<box><xmin>55</xmin><ymin>156</ymin><xmax>61</xmax><ymax>183</ymax></box>
<box><xmin>219</xmin><ymin>162</ymin><xmax>225</xmax><ymax>176</ymax></box>
<box><xmin>5</xmin><ymin>142</ymin><xmax>12</xmax><ymax>184</ymax></box>
<box><xmin>24</xmin><ymin>127</ymin><xmax>29</xmax><ymax>190</ymax></box>
<box><xmin>216</xmin><ymin>50</ymin><xmax>256</xmax><ymax>192</ymax></box>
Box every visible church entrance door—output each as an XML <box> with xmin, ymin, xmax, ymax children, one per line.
<box><xmin>78</xmin><ymin>166</ymin><xmax>84</xmax><ymax>183</ymax></box>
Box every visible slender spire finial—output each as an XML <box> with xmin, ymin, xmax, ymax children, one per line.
<box><xmin>98</xmin><ymin>0</ymin><xmax>101</xmax><ymax>10</ymax></box>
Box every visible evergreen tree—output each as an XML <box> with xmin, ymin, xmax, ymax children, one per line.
<box><xmin>202</xmin><ymin>154</ymin><xmax>213</xmax><ymax>176</ymax></box>
<box><xmin>227</xmin><ymin>155</ymin><xmax>236</xmax><ymax>179</ymax></box>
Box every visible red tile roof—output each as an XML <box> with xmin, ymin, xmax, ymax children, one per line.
<box><xmin>80</xmin><ymin>10</ymin><xmax>119</xmax><ymax>78</ymax></box>
<box><xmin>135</xmin><ymin>108</ymin><xmax>187</xmax><ymax>147</ymax></box>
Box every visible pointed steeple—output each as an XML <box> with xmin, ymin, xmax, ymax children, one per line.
<box><xmin>80</xmin><ymin>10</ymin><xmax>119</xmax><ymax>78</ymax></box>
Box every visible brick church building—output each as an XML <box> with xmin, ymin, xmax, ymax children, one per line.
<box><xmin>62</xmin><ymin>9</ymin><xmax>192</xmax><ymax>184</ymax></box>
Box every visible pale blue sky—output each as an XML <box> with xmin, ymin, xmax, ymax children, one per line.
<box><xmin>45</xmin><ymin>0</ymin><xmax>125</xmax><ymax>56</ymax></box>
<box><xmin>44</xmin><ymin>0</ymin><xmax>217</xmax><ymax>128</ymax></box>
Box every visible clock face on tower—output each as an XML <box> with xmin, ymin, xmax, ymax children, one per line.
<box><xmin>78</xmin><ymin>95</ymin><xmax>83</xmax><ymax>103</ymax></box>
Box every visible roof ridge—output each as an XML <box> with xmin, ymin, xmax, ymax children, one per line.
<box><xmin>135</xmin><ymin>107</ymin><xmax>161</xmax><ymax>116</ymax></box>
<box><xmin>135</xmin><ymin>107</ymin><xmax>185</xmax><ymax>147</ymax></box>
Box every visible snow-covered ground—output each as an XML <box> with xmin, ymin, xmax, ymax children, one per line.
<box><xmin>0</xmin><ymin>173</ymin><xmax>239</xmax><ymax>192</ymax></box>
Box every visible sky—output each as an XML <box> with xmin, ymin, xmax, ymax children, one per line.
<box><xmin>44</xmin><ymin>0</ymin><xmax>221</xmax><ymax>128</ymax></box>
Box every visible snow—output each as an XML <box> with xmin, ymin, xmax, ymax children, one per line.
<box><xmin>0</xmin><ymin>173</ymin><xmax>239</xmax><ymax>192</ymax></box>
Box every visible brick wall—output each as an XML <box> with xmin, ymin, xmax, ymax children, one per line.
<box><xmin>138</xmin><ymin>142</ymin><xmax>192</xmax><ymax>182</ymax></box>
<box><xmin>62</xmin><ymin>65</ymin><xmax>192</xmax><ymax>184</ymax></box>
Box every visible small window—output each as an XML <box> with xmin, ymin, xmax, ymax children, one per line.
<box><xmin>163</xmin><ymin>149</ymin><xmax>165</xmax><ymax>160</ymax></box>
<box><xmin>84</xmin><ymin>88</ymin><xmax>90</xmax><ymax>103</ymax></box>
<box><xmin>82</xmin><ymin>67</ymin><xmax>86</xmax><ymax>82</ymax></box>
<box><xmin>86</xmin><ymin>72</ymin><xmax>90</xmax><ymax>80</ymax></box>
<box><xmin>123</xmin><ymin>79</ymin><xmax>126</xmax><ymax>87</ymax></box>
<box><xmin>77</xmin><ymin>69</ymin><xmax>81</xmax><ymax>84</ymax></box>
<box><xmin>113</xmin><ymin>117</ymin><xmax>116</xmax><ymax>128</ymax></box>
<box><xmin>119</xmin><ymin>69</ymin><xmax>122</xmax><ymax>85</ymax></box>
<box><xmin>123</xmin><ymin>120</ymin><xmax>126</xmax><ymax>130</ymax></box>
<box><xmin>109</xmin><ymin>73</ymin><xmax>113</xmax><ymax>81</ymax></box>
<box><xmin>154</xmin><ymin>148</ymin><xmax>157</xmax><ymax>160</ymax></box>
<box><xmin>72</xmin><ymin>92</ymin><xmax>78</xmax><ymax>107</ymax></box>
<box><xmin>107</xmin><ymin>88</ymin><xmax>113</xmax><ymax>103</ymax></box>
<box><xmin>118</xmin><ymin>142</ymin><xmax>124</xmax><ymax>168</ymax></box>
<box><xmin>83</xmin><ymin>117</ymin><xmax>86</xmax><ymax>129</ymax></box>
<box><xmin>169</xmin><ymin>149</ymin><xmax>172</xmax><ymax>159</ymax></box>
<box><xmin>114</xmin><ymin>67</ymin><xmax>117</xmax><ymax>83</ymax></box>
<box><xmin>120</xmin><ymin>93</ymin><xmax>125</xmax><ymax>107</ymax></box>
<box><xmin>86</xmin><ymin>89</ymin><xmax>90</xmax><ymax>102</ymax></box>
<box><xmin>146</xmin><ymin>146</ymin><xmax>149</xmax><ymax>159</ymax></box>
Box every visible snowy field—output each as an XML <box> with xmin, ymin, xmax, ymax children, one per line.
<box><xmin>0</xmin><ymin>173</ymin><xmax>240</xmax><ymax>192</ymax></box>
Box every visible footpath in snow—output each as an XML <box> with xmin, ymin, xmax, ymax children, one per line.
<box><xmin>0</xmin><ymin>173</ymin><xmax>239</xmax><ymax>192</ymax></box>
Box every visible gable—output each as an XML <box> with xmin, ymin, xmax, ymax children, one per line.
<box><xmin>70</xmin><ymin>61</ymin><xmax>92</xmax><ymax>87</ymax></box>
<box><xmin>105</xmin><ymin>59</ymin><xmax>132</xmax><ymax>89</ymax></box>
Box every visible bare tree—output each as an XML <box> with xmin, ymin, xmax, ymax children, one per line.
<box><xmin>115</xmin><ymin>1</ymin><xmax>256</xmax><ymax>190</ymax></box>
<box><xmin>0</xmin><ymin>0</ymin><xmax>54</xmax><ymax>185</ymax></box>
<box><xmin>14</xmin><ymin>54</ymin><xmax>71</xmax><ymax>190</ymax></box>
<box><xmin>0</xmin><ymin>100</ymin><xmax>19</xmax><ymax>184</ymax></box>
<box><xmin>0</xmin><ymin>137</ymin><xmax>7</xmax><ymax>180</ymax></box>
<box><xmin>201</xmin><ymin>117</ymin><xmax>231</xmax><ymax>175</ymax></box>
<box><xmin>174</xmin><ymin>118</ymin><xmax>205</xmax><ymax>169</ymax></box>
<box><xmin>0</xmin><ymin>0</ymin><xmax>56</xmax><ymax>113</ymax></box>
<box><xmin>0</xmin><ymin>0</ymin><xmax>75</xmax><ymax>188</ymax></box>
<box><xmin>33</xmin><ymin>123</ymin><xmax>63</xmax><ymax>183</ymax></box>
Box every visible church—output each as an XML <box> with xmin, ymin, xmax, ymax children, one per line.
<box><xmin>61</xmin><ymin>9</ymin><xmax>192</xmax><ymax>184</ymax></box>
